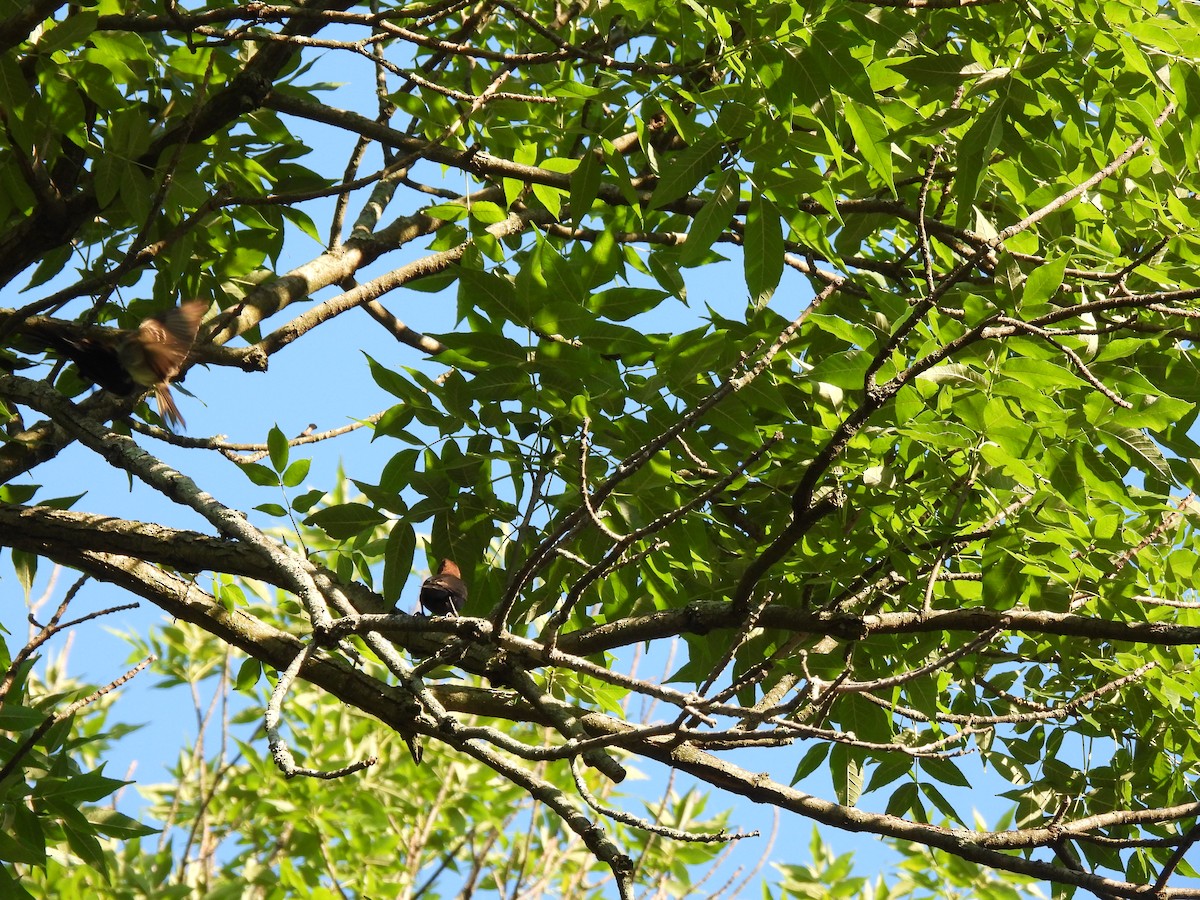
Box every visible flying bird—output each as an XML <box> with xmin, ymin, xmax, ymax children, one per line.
<box><xmin>29</xmin><ymin>300</ymin><xmax>208</xmax><ymax>428</ymax></box>
<box><xmin>419</xmin><ymin>558</ymin><xmax>467</xmax><ymax>616</ymax></box>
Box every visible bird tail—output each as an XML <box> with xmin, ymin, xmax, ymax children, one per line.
<box><xmin>155</xmin><ymin>383</ymin><xmax>185</xmax><ymax>429</ymax></box>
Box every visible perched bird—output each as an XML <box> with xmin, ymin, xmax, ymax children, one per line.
<box><xmin>419</xmin><ymin>558</ymin><xmax>467</xmax><ymax>616</ymax></box>
<box><xmin>28</xmin><ymin>300</ymin><xmax>207</xmax><ymax>429</ymax></box>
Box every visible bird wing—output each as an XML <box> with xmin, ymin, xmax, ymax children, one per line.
<box><xmin>137</xmin><ymin>301</ymin><xmax>206</xmax><ymax>382</ymax></box>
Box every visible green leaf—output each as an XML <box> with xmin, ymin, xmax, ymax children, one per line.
<box><xmin>461</xmin><ymin>267</ymin><xmax>530</xmax><ymax>326</ymax></box>
<box><xmin>531</xmin><ymin>181</ymin><xmax>565</xmax><ymax>220</ymax></box>
<box><xmin>744</xmin><ymin>190</ymin><xmax>784</xmax><ymax>308</ymax></box>
<box><xmin>830</xmin><ymin>743</ymin><xmax>864</xmax><ymax>807</ymax></box>
<box><xmin>649</xmin><ymin>133</ymin><xmax>725</xmax><ymax>209</ymax></box>
<box><xmin>281</xmin><ymin>458</ymin><xmax>311</xmax><ymax>488</ymax></box>
<box><xmin>587</xmin><ymin>287</ymin><xmax>670</xmax><ymax>321</ymax></box>
<box><xmin>530</xmin><ymin>239</ymin><xmax>588</xmax><ymax>307</ymax></box>
<box><xmin>41</xmin><ymin>769</ymin><xmax>128</xmax><ymax>804</ymax></box>
<box><xmin>235</xmin><ymin>657</ymin><xmax>262</xmax><ymax>692</ymax></box>
<box><xmin>382</xmin><ymin>521</ymin><xmax>416</xmax><ymax>605</ymax></box>
<box><xmin>864</xmin><ymin>753</ymin><xmax>915</xmax><ymax>795</ymax></box>
<box><xmin>919</xmin><ymin>781</ymin><xmax>967</xmax><ymax>827</ymax></box>
<box><xmin>891</xmin><ymin>55</ymin><xmax>988</xmax><ymax>83</ymax></box>
<box><xmin>918</xmin><ymin>755</ymin><xmax>972</xmax><ymax>788</ymax></box>
<box><xmin>40</xmin><ymin>12</ymin><xmax>100</xmax><ymax>54</ymax></box>
<box><xmin>467</xmin><ymin>200</ymin><xmax>509</xmax><ymax>224</ymax></box>
<box><xmin>679</xmin><ymin>169</ymin><xmax>740</xmax><ymax>267</ymax></box>
<box><xmin>303</xmin><ymin>503</ymin><xmax>387</xmax><ymax>539</ymax></box>
<box><xmin>240</xmin><ymin>463</ymin><xmax>280</xmax><ymax>487</ymax></box>
<box><xmin>885</xmin><ymin>781</ymin><xmax>920</xmax><ymax>818</ymax></box>
<box><xmin>268</xmin><ymin>425</ymin><xmax>289</xmax><ymax>472</ymax></box>
<box><xmin>281</xmin><ymin>206</ymin><xmax>323</xmax><ymax>245</ymax></box>
<box><xmin>571</xmin><ymin>150</ymin><xmax>604</xmax><ymax>227</ymax></box>
<box><xmin>214</xmin><ymin>578</ymin><xmax>246</xmax><ymax>612</ymax></box>
<box><xmin>837</xmin><ymin>693</ymin><xmax>893</xmax><ymax>743</ymax></box>
<box><xmin>955</xmin><ymin>98</ymin><xmax>1007</xmax><ymax>228</ymax></box>
<box><xmin>0</xmin><ymin>56</ymin><xmax>28</xmax><ymax>115</ymax></box>
<box><xmin>431</xmin><ymin>333</ymin><xmax>531</xmax><ymax>368</ymax></box>
<box><xmin>0</xmin><ymin>804</ymin><xmax>46</xmax><ymax>867</ymax></box>
<box><xmin>1022</xmin><ymin>256</ymin><xmax>1068</xmax><ymax>308</ymax></box>
<box><xmin>366</xmin><ymin>354</ymin><xmax>422</xmax><ymax>398</ymax></box>
<box><xmin>55</xmin><ymin>800</ymin><xmax>109</xmax><ymax>874</ymax></box>
<box><xmin>0</xmin><ymin>484</ymin><xmax>39</xmax><ymax>504</ymax></box>
<box><xmin>38</xmin><ymin>493</ymin><xmax>86</xmax><ymax>511</ymax></box>
<box><xmin>0</xmin><ymin>702</ymin><xmax>45</xmax><ymax>730</ymax></box>
<box><xmin>12</xmin><ymin>548</ymin><xmax>36</xmax><ymax>602</ymax></box>
<box><xmin>576</xmin><ymin>320</ymin><xmax>652</xmax><ymax>359</ymax></box>
<box><xmin>291</xmin><ymin>489</ymin><xmax>326</xmax><ymax>513</ymax></box>
<box><xmin>85</xmin><ymin>808</ymin><xmax>159</xmax><ymax>840</ymax></box>
<box><xmin>1096</xmin><ymin>424</ymin><xmax>1171</xmax><ymax>480</ymax></box>
<box><xmin>806</xmin><ymin>349</ymin><xmax>870</xmax><ymax>389</ymax></box>
<box><xmin>842</xmin><ymin>99</ymin><xmax>895</xmax><ymax>195</ymax></box>
<box><xmin>425</xmin><ymin>202</ymin><xmax>469</xmax><ymax>222</ymax></box>
<box><xmin>791</xmin><ymin>742</ymin><xmax>829</xmax><ymax>785</ymax></box>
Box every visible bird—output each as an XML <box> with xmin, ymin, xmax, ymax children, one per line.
<box><xmin>28</xmin><ymin>300</ymin><xmax>208</xmax><ymax>429</ymax></box>
<box><xmin>419</xmin><ymin>558</ymin><xmax>467</xmax><ymax>616</ymax></box>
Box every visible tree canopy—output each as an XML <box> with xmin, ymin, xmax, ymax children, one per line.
<box><xmin>4</xmin><ymin>0</ymin><xmax>1200</xmax><ymax>897</ymax></box>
